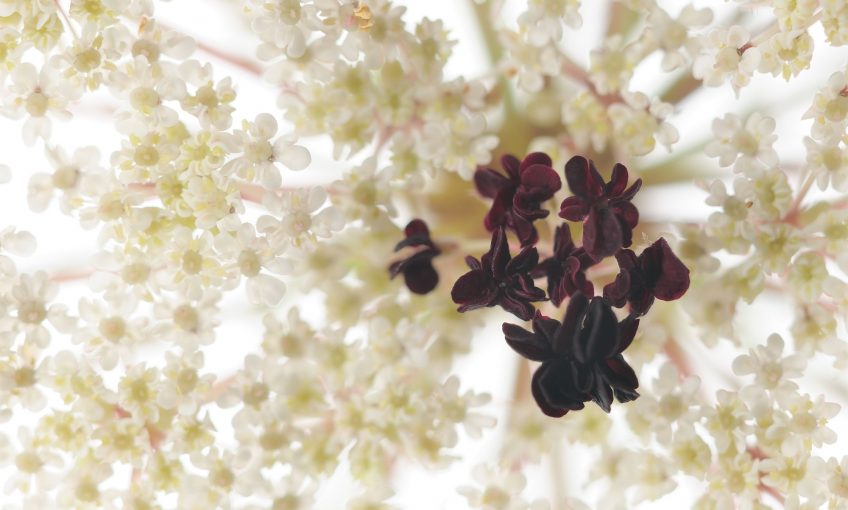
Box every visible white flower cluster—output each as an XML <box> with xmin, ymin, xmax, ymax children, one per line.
<box><xmin>563</xmin><ymin>339</ymin><xmax>844</xmax><ymax>509</ymax></box>
<box><xmin>249</xmin><ymin>0</ymin><xmax>499</xmax><ymax>179</ymax></box>
<box><xmin>505</xmin><ymin>0</ymin><xmax>705</xmax><ymax>159</ymax></box>
<box><xmin>0</xmin><ymin>0</ymin><xmax>506</xmax><ymax>507</ymax></box>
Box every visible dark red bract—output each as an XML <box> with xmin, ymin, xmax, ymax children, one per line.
<box><xmin>389</xmin><ymin>219</ymin><xmax>441</xmax><ymax>295</ymax></box>
<box><xmin>502</xmin><ymin>294</ymin><xmax>640</xmax><ymax>417</ymax></box>
<box><xmin>603</xmin><ymin>237</ymin><xmax>690</xmax><ymax>316</ymax></box>
<box><xmin>559</xmin><ymin>156</ymin><xmax>642</xmax><ymax>260</ymax></box>
<box><xmin>451</xmin><ymin>227</ymin><xmax>547</xmax><ymax>321</ymax></box>
<box><xmin>475</xmin><ymin>153</ymin><xmax>562</xmax><ymax>247</ymax></box>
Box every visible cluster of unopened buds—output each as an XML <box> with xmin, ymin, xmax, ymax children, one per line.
<box><xmin>391</xmin><ymin>153</ymin><xmax>691</xmax><ymax>417</ymax></box>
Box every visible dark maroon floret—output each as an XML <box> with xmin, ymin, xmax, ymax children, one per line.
<box><xmin>532</xmin><ymin>224</ymin><xmax>596</xmax><ymax>307</ymax></box>
<box><xmin>502</xmin><ymin>294</ymin><xmax>640</xmax><ymax>417</ymax></box>
<box><xmin>559</xmin><ymin>156</ymin><xmax>642</xmax><ymax>259</ymax></box>
<box><xmin>474</xmin><ymin>153</ymin><xmax>562</xmax><ymax>247</ymax></box>
<box><xmin>451</xmin><ymin>227</ymin><xmax>547</xmax><ymax>321</ymax></box>
<box><xmin>389</xmin><ymin>219</ymin><xmax>441</xmax><ymax>295</ymax></box>
<box><xmin>603</xmin><ymin>237</ymin><xmax>690</xmax><ymax>316</ymax></box>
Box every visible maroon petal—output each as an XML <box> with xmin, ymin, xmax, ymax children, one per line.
<box><xmin>465</xmin><ymin>256</ymin><xmax>482</xmax><ymax>271</ymax></box>
<box><xmin>629</xmin><ymin>290</ymin><xmax>655</xmax><ymax>316</ymax></box>
<box><xmin>613</xmin><ymin>387</ymin><xmax>640</xmax><ymax>403</ymax></box>
<box><xmin>501</xmin><ymin>154</ymin><xmax>521</xmax><ymax>181</ymax></box>
<box><xmin>608</xmin><ymin>163</ymin><xmax>629</xmax><ymax>196</ymax></box>
<box><xmin>499</xmin><ymin>294</ymin><xmax>536</xmax><ymax>321</ymax></box>
<box><xmin>616</xmin><ymin>315</ymin><xmax>640</xmax><ymax>354</ymax></box>
<box><xmin>620</xmin><ymin>178</ymin><xmax>643</xmax><ymax>201</ymax></box>
<box><xmin>404</xmin><ymin>219</ymin><xmax>430</xmax><ymax>238</ymax></box>
<box><xmin>474</xmin><ymin>168</ymin><xmax>512</xmax><ymax>199</ymax></box>
<box><xmin>564</xmin><ymin>156</ymin><xmax>604</xmax><ymax>199</ymax></box>
<box><xmin>532</xmin><ymin>312</ymin><xmax>560</xmax><ymax>342</ymax></box>
<box><xmin>393</xmin><ymin>219</ymin><xmax>436</xmax><ymax>251</ymax></box>
<box><xmin>520</xmin><ymin>164</ymin><xmax>562</xmax><ymax>193</ymax></box>
<box><xmin>451</xmin><ymin>269</ymin><xmax>495</xmax><ymax>308</ymax></box>
<box><xmin>508</xmin><ymin>277</ymin><xmax>547</xmax><ymax>302</ymax></box>
<box><xmin>614</xmin><ymin>249</ymin><xmax>639</xmax><ymax>271</ymax></box>
<box><xmin>553</xmin><ymin>224</ymin><xmax>576</xmax><ymax>258</ymax></box>
<box><xmin>559</xmin><ymin>196</ymin><xmax>590</xmax><ymax>221</ymax></box>
<box><xmin>615</xmin><ymin>201</ymin><xmax>640</xmax><ymax>229</ymax></box>
<box><xmin>648</xmin><ymin>238</ymin><xmax>691</xmax><ymax>301</ymax></box>
<box><xmin>519</xmin><ymin>152</ymin><xmax>553</xmax><ymax>172</ymax></box>
<box><xmin>483</xmin><ymin>193</ymin><xmax>511</xmax><ymax>231</ymax></box>
<box><xmin>511</xmin><ymin>214</ymin><xmax>539</xmax><ymax>247</ymax></box>
<box><xmin>565</xmin><ymin>256</ymin><xmax>594</xmax><ymax>295</ymax></box>
<box><xmin>602</xmin><ymin>271</ymin><xmax>630</xmax><ymax>308</ymax></box>
<box><xmin>485</xmin><ymin>228</ymin><xmax>511</xmax><ymax>279</ymax></box>
<box><xmin>550</xmin><ymin>277</ymin><xmax>569</xmax><ymax>307</ymax></box>
<box><xmin>574</xmin><ymin>297</ymin><xmax>619</xmax><ymax>363</ymax></box>
<box><xmin>531</xmin><ymin>363</ymin><xmax>569</xmax><ymax>418</ymax></box>
<box><xmin>590</xmin><ymin>368</ymin><xmax>614</xmax><ymax>413</ymax></box>
<box><xmin>503</xmin><ymin>322</ymin><xmax>554</xmax><ymax>361</ymax></box>
<box><xmin>603</xmin><ymin>355</ymin><xmax>639</xmax><ymax>391</ymax></box>
<box><xmin>583</xmin><ymin>207</ymin><xmax>624</xmax><ymax>259</ymax></box>
<box><xmin>507</xmin><ymin>246</ymin><xmax>539</xmax><ymax>275</ymax></box>
<box><xmin>554</xmin><ymin>292</ymin><xmax>589</xmax><ymax>356</ymax></box>
<box><xmin>403</xmin><ymin>259</ymin><xmax>439</xmax><ymax>294</ymax></box>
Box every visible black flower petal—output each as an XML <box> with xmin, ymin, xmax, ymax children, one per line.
<box><xmin>559</xmin><ymin>156</ymin><xmax>642</xmax><ymax>259</ymax></box>
<box><xmin>389</xmin><ymin>219</ymin><xmax>441</xmax><ymax>295</ymax></box>
<box><xmin>451</xmin><ymin>228</ymin><xmax>547</xmax><ymax>321</ymax></box>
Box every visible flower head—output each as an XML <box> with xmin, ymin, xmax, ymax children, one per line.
<box><xmin>603</xmin><ymin>237</ymin><xmax>690</xmax><ymax>316</ymax></box>
<box><xmin>474</xmin><ymin>152</ymin><xmax>561</xmax><ymax>247</ymax></box>
<box><xmin>502</xmin><ymin>293</ymin><xmax>640</xmax><ymax>416</ymax></box>
<box><xmin>389</xmin><ymin>219</ymin><xmax>441</xmax><ymax>295</ymax></box>
<box><xmin>451</xmin><ymin>227</ymin><xmax>546</xmax><ymax>321</ymax></box>
<box><xmin>559</xmin><ymin>156</ymin><xmax>642</xmax><ymax>259</ymax></box>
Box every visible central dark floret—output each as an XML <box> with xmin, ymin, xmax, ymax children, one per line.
<box><xmin>452</xmin><ymin>154</ymin><xmax>690</xmax><ymax>418</ymax></box>
<box><xmin>387</xmin><ymin>153</ymin><xmax>691</xmax><ymax>418</ymax></box>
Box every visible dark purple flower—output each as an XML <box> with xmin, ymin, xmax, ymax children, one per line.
<box><xmin>502</xmin><ymin>293</ymin><xmax>640</xmax><ymax>416</ymax></box>
<box><xmin>475</xmin><ymin>153</ymin><xmax>562</xmax><ymax>247</ymax></box>
<box><xmin>451</xmin><ymin>227</ymin><xmax>547</xmax><ymax>321</ymax></box>
<box><xmin>559</xmin><ymin>156</ymin><xmax>642</xmax><ymax>259</ymax></box>
<box><xmin>532</xmin><ymin>224</ymin><xmax>596</xmax><ymax>307</ymax></box>
<box><xmin>603</xmin><ymin>237</ymin><xmax>690</xmax><ymax>316</ymax></box>
<box><xmin>389</xmin><ymin>219</ymin><xmax>440</xmax><ymax>295</ymax></box>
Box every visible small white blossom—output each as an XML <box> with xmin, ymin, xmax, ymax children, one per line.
<box><xmin>5</xmin><ymin>62</ymin><xmax>80</xmax><ymax>145</ymax></box>
<box><xmin>733</xmin><ymin>334</ymin><xmax>805</xmax><ymax>397</ymax></box>
<box><xmin>224</xmin><ymin>113</ymin><xmax>311</xmax><ymax>189</ymax></box>
<box><xmin>693</xmin><ymin>26</ymin><xmax>760</xmax><ymax>94</ymax></box>
<box><xmin>704</xmin><ymin>113</ymin><xmax>779</xmax><ymax>175</ymax></box>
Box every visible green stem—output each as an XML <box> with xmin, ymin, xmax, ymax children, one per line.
<box><xmin>469</xmin><ymin>0</ymin><xmax>531</xmax><ymax>156</ymax></box>
<box><xmin>659</xmin><ymin>74</ymin><xmax>703</xmax><ymax>105</ymax></box>
<box><xmin>604</xmin><ymin>1</ymin><xmax>641</xmax><ymax>40</ymax></box>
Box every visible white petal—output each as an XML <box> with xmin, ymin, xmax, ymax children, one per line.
<box><xmin>166</xmin><ymin>35</ymin><xmax>196</xmax><ymax>59</ymax></box>
<box><xmin>247</xmin><ymin>275</ymin><xmax>286</xmax><ymax>306</ymax></box>
<box><xmin>100</xmin><ymin>348</ymin><xmax>119</xmax><ymax>371</ymax></box>
<box><xmin>265</xmin><ymin>257</ymin><xmax>293</xmax><ymax>274</ymax></box>
<box><xmin>0</xmin><ymin>165</ymin><xmax>10</xmax><ymax>183</ymax></box>
<box><xmin>307</xmin><ymin>187</ymin><xmax>327</xmax><ymax>211</ymax></box>
<box><xmin>731</xmin><ymin>355</ymin><xmax>754</xmax><ymax>375</ymax></box>
<box><xmin>254</xmin><ymin>113</ymin><xmax>278</xmax><ymax>139</ymax></box>
<box><xmin>278</xmin><ymin>144</ymin><xmax>311</xmax><ymax>171</ymax></box>
<box><xmin>286</xmin><ymin>29</ymin><xmax>306</xmax><ymax>59</ymax></box>
<box><xmin>3</xmin><ymin>230</ymin><xmax>36</xmax><ymax>256</ymax></box>
<box><xmin>258</xmin><ymin>163</ymin><xmax>282</xmax><ymax>189</ymax></box>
